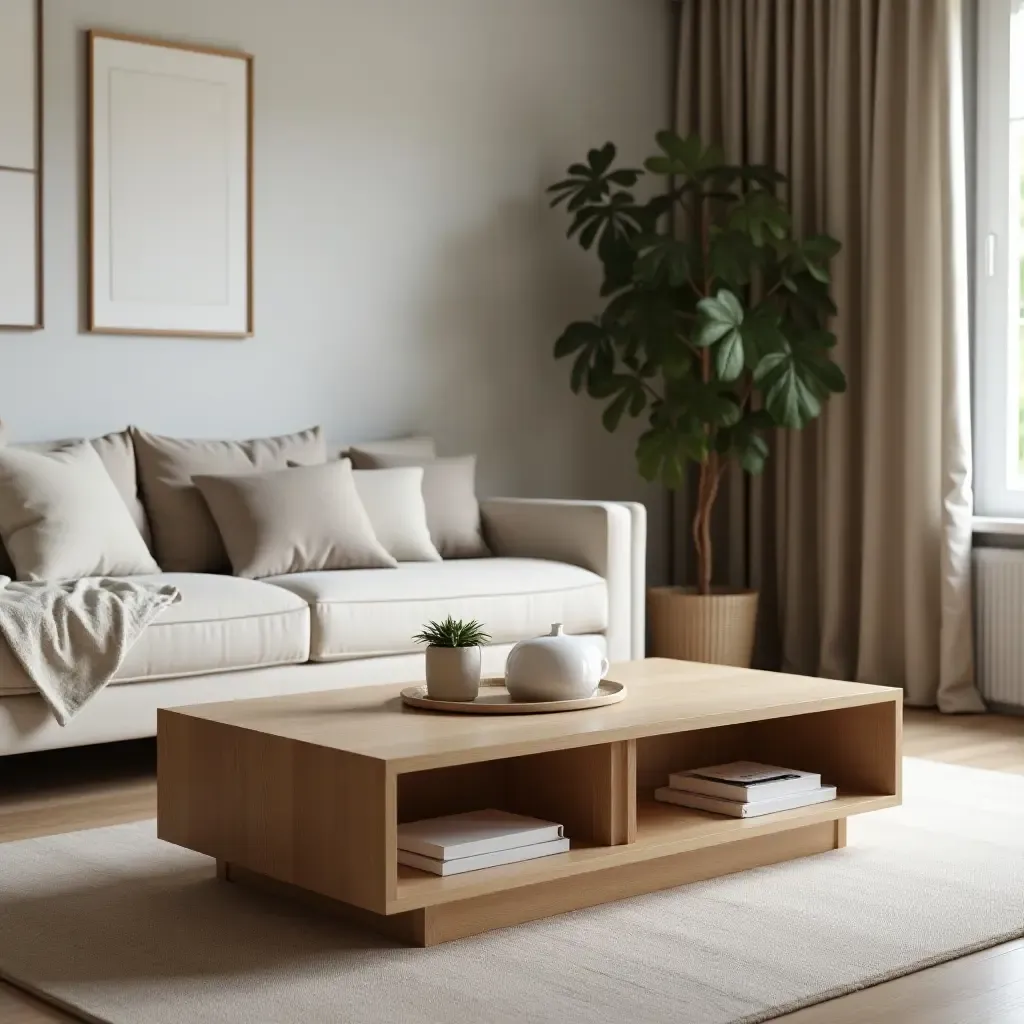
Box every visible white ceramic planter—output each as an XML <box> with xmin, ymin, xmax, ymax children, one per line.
<box><xmin>504</xmin><ymin>623</ymin><xmax>609</xmax><ymax>702</ymax></box>
<box><xmin>425</xmin><ymin>645</ymin><xmax>482</xmax><ymax>702</ymax></box>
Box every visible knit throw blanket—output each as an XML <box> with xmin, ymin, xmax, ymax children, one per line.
<box><xmin>0</xmin><ymin>576</ymin><xmax>180</xmax><ymax>725</ymax></box>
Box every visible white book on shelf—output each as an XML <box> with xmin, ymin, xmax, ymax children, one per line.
<box><xmin>668</xmin><ymin>761</ymin><xmax>821</xmax><ymax>802</ymax></box>
<box><xmin>398</xmin><ymin>837</ymin><xmax>570</xmax><ymax>876</ymax></box>
<box><xmin>397</xmin><ymin>809</ymin><xmax>565</xmax><ymax>860</ymax></box>
<box><xmin>654</xmin><ymin>784</ymin><xmax>838</xmax><ymax>818</ymax></box>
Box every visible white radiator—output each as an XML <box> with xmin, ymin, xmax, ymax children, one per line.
<box><xmin>974</xmin><ymin>548</ymin><xmax>1024</xmax><ymax>708</ymax></box>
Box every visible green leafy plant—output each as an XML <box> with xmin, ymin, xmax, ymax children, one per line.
<box><xmin>548</xmin><ymin>131</ymin><xmax>846</xmax><ymax>594</ymax></box>
<box><xmin>413</xmin><ymin>616</ymin><xmax>491</xmax><ymax>648</ymax></box>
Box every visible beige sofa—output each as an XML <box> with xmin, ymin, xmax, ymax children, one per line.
<box><xmin>0</xmin><ymin>433</ymin><xmax>646</xmax><ymax>756</ymax></box>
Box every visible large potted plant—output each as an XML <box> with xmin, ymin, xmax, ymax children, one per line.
<box><xmin>548</xmin><ymin>132</ymin><xmax>844</xmax><ymax>667</ymax></box>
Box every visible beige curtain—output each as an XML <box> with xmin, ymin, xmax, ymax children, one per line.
<box><xmin>675</xmin><ymin>0</ymin><xmax>984</xmax><ymax>711</ymax></box>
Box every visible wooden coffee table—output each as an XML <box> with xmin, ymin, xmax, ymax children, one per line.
<box><xmin>157</xmin><ymin>658</ymin><xmax>901</xmax><ymax>946</ymax></box>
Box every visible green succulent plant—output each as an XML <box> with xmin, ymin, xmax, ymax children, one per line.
<box><xmin>548</xmin><ymin>131</ymin><xmax>845</xmax><ymax>593</ymax></box>
<box><xmin>413</xmin><ymin>617</ymin><xmax>491</xmax><ymax>648</ymax></box>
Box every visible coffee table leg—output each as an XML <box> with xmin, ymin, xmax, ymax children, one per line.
<box><xmin>216</xmin><ymin>859</ymin><xmax>231</xmax><ymax>881</ymax></box>
<box><xmin>834</xmin><ymin>819</ymin><xmax>847</xmax><ymax>849</ymax></box>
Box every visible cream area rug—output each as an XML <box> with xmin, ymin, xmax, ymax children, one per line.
<box><xmin>0</xmin><ymin>758</ymin><xmax>1022</xmax><ymax>1024</ymax></box>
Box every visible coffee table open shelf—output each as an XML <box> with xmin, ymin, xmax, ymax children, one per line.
<box><xmin>158</xmin><ymin>658</ymin><xmax>901</xmax><ymax>945</ymax></box>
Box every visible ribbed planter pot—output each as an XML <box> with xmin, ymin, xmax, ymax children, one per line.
<box><xmin>424</xmin><ymin>645</ymin><xmax>482</xmax><ymax>701</ymax></box>
<box><xmin>647</xmin><ymin>587</ymin><xmax>759</xmax><ymax>668</ymax></box>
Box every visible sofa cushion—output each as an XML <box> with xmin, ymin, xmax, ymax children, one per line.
<box><xmin>0</xmin><ymin>573</ymin><xmax>310</xmax><ymax>695</ymax></box>
<box><xmin>132</xmin><ymin>426</ymin><xmax>327</xmax><ymax>574</ymax></box>
<box><xmin>263</xmin><ymin>557</ymin><xmax>607</xmax><ymax>661</ymax></box>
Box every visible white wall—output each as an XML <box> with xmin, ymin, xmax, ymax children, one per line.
<box><xmin>1</xmin><ymin>0</ymin><xmax>672</xmax><ymax>576</ymax></box>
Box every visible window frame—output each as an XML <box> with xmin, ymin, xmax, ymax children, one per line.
<box><xmin>974</xmin><ymin>0</ymin><xmax>1024</xmax><ymax>516</ymax></box>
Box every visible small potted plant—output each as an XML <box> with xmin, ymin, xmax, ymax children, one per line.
<box><xmin>413</xmin><ymin>616</ymin><xmax>491</xmax><ymax>702</ymax></box>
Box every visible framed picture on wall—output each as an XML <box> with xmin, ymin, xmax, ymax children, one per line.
<box><xmin>87</xmin><ymin>31</ymin><xmax>253</xmax><ymax>337</ymax></box>
<box><xmin>0</xmin><ymin>0</ymin><xmax>43</xmax><ymax>330</ymax></box>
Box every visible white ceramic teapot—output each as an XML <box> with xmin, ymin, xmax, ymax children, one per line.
<box><xmin>504</xmin><ymin>623</ymin><xmax>610</xmax><ymax>702</ymax></box>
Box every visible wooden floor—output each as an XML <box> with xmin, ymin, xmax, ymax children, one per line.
<box><xmin>0</xmin><ymin>708</ymin><xmax>1022</xmax><ymax>1023</ymax></box>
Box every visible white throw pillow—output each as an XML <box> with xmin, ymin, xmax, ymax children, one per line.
<box><xmin>353</xmin><ymin>467</ymin><xmax>441</xmax><ymax>562</ymax></box>
<box><xmin>0</xmin><ymin>444</ymin><xmax>160</xmax><ymax>581</ymax></box>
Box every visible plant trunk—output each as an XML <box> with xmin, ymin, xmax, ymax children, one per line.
<box><xmin>693</xmin><ymin>453</ymin><xmax>725</xmax><ymax>596</ymax></box>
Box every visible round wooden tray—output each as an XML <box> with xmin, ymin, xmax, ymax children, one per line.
<box><xmin>400</xmin><ymin>676</ymin><xmax>626</xmax><ymax>714</ymax></box>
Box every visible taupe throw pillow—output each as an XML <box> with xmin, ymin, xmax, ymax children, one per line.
<box><xmin>132</xmin><ymin>426</ymin><xmax>327</xmax><ymax>573</ymax></box>
<box><xmin>194</xmin><ymin>460</ymin><xmax>398</xmax><ymax>579</ymax></box>
<box><xmin>346</xmin><ymin>451</ymin><xmax>489</xmax><ymax>559</ymax></box>
<box><xmin>339</xmin><ymin>435</ymin><xmax>436</xmax><ymax>461</ymax></box>
<box><xmin>0</xmin><ymin>444</ymin><xmax>160</xmax><ymax>581</ymax></box>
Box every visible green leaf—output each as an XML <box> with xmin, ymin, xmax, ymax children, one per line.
<box><xmin>635</xmin><ymin>427</ymin><xmax>702</xmax><ymax>490</ymax></box>
<box><xmin>579</xmin><ymin>215</ymin><xmax>602</xmax><ymax>250</ymax></box>
<box><xmin>727</xmin><ymin>190</ymin><xmax>791</xmax><ymax>247</ymax></box>
<box><xmin>695</xmin><ymin>289</ymin><xmax>744</xmax><ymax>351</ymax></box>
<box><xmin>602</xmin><ymin>389</ymin><xmax>631</xmax><ymax>432</ymax></box>
<box><xmin>568</xmin><ymin>196</ymin><xmax>643</xmax><ymax>254</ymax></box>
<box><xmin>717</xmin><ymin>411</ymin><xmax>774</xmax><ymax>475</ymax></box>
<box><xmin>708</xmin><ymin>164</ymin><xmax>787</xmax><ymax>189</ymax></box>
<box><xmin>587</xmin><ymin>367</ymin><xmax>629</xmax><ymax>399</ymax></box>
<box><xmin>553</xmin><ymin>320</ymin><xmax>604</xmax><ymax>359</ymax></box>
<box><xmin>602</xmin><ymin>290</ymin><xmax>689</xmax><ymax>357</ymax></box>
<box><xmin>754</xmin><ymin>329</ymin><xmax>846</xmax><ymax>427</ymax></box>
<box><xmin>766</xmin><ymin>367</ymin><xmax>821</xmax><ymax>428</ymax></box>
<box><xmin>693</xmin><ymin>320</ymin><xmax>734</xmax><ymax>348</ymax></box>
<box><xmin>697</xmin><ymin>289</ymin><xmax>745</xmax><ymax>325</ymax></box>
<box><xmin>794</xmin><ymin>233</ymin><xmax>841</xmax><ymax>284</ymax></box>
<box><xmin>588</xmin><ymin>142</ymin><xmax>617</xmax><ymax>175</ymax></box>
<box><xmin>662</xmin><ymin>343</ymin><xmax>693</xmax><ymax>379</ymax></box>
<box><xmin>708</xmin><ymin>229</ymin><xmax>763</xmax><ymax>289</ymax></box>
<box><xmin>634</xmin><ymin>192</ymin><xmax>677</xmax><ymax>233</ymax></box>
<box><xmin>669</xmin><ymin>376</ymin><xmax>742</xmax><ymax>428</ymax></box>
<box><xmin>753</xmin><ymin>350</ymin><xmax>790</xmax><ymax>382</ymax></box>
<box><xmin>644</xmin><ymin>156</ymin><xmax>675</xmax><ymax>175</ymax></box>
<box><xmin>598</xmin><ymin>234</ymin><xmax>638</xmax><ymax>296</ymax></box>
<box><xmin>570</xmin><ymin>350</ymin><xmax>589</xmax><ymax>393</ymax></box>
<box><xmin>715</xmin><ymin>330</ymin><xmax>745</xmax><ymax>382</ymax></box>
<box><xmin>631</xmin><ymin>234</ymin><xmax>690</xmax><ymax>288</ymax></box>
<box><xmin>740</xmin><ymin>305</ymin><xmax>787</xmax><ymax>370</ymax></box>
<box><xmin>607</xmin><ymin>168</ymin><xmax>641</xmax><ymax>186</ymax></box>
<box><xmin>644</xmin><ymin>131</ymin><xmax>707</xmax><ymax>179</ymax></box>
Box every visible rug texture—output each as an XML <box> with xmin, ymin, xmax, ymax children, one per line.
<box><xmin>0</xmin><ymin>758</ymin><xmax>1022</xmax><ymax>1024</ymax></box>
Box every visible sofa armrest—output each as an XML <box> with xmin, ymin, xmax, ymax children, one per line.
<box><xmin>480</xmin><ymin>498</ymin><xmax>646</xmax><ymax>661</ymax></box>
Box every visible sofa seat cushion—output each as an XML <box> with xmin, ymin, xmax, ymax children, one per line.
<box><xmin>263</xmin><ymin>558</ymin><xmax>607</xmax><ymax>661</ymax></box>
<box><xmin>0</xmin><ymin>573</ymin><xmax>310</xmax><ymax>696</ymax></box>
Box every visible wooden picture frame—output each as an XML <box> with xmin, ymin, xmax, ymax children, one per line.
<box><xmin>87</xmin><ymin>31</ymin><xmax>253</xmax><ymax>338</ymax></box>
<box><xmin>0</xmin><ymin>0</ymin><xmax>43</xmax><ymax>330</ymax></box>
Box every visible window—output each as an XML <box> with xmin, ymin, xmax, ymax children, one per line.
<box><xmin>975</xmin><ymin>0</ymin><xmax>1024</xmax><ymax>516</ymax></box>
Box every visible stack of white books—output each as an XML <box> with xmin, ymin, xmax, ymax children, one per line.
<box><xmin>654</xmin><ymin>761</ymin><xmax>837</xmax><ymax>818</ymax></box>
<box><xmin>397</xmin><ymin>809</ymin><xmax>569</xmax><ymax>876</ymax></box>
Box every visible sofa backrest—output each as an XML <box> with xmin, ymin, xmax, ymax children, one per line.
<box><xmin>0</xmin><ymin>430</ymin><xmax>436</xmax><ymax>578</ymax></box>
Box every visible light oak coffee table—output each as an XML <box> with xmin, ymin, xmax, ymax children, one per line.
<box><xmin>157</xmin><ymin>658</ymin><xmax>901</xmax><ymax>946</ymax></box>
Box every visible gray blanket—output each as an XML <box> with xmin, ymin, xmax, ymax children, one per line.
<box><xmin>0</xmin><ymin>576</ymin><xmax>180</xmax><ymax>726</ymax></box>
